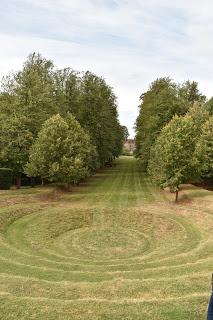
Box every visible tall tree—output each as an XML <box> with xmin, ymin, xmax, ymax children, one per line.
<box><xmin>0</xmin><ymin>52</ymin><xmax>124</xmax><ymax>185</ymax></box>
<box><xmin>54</xmin><ymin>70</ymin><xmax>123</xmax><ymax>166</ymax></box>
<box><xmin>1</xmin><ymin>53</ymin><xmax>57</xmax><ymax>135</ymax></box>
<box><xmin>178</xmin><ymin>80</ymin><xmax>206</xmax><ymax>110</ymax></box>
<box><xmin>195</xmin><ymin>116</ymin><xmax>213</xmax><ymax>178</ymax></box>
<box><xmin>135</xmin><ymin>78</ymin><xmax>182</xmax><ymax>169</ymax></box>
<box><xmin>25</xmin><ymin>114</ymin><xmax>96</xmax><ymax>188</ymax></box>
<box><xmin>15</xmin><ymin>53</ymin><xmax>58</xmax><ymax>135</ymax></box>
<box><xmin>0</xmin><ymin>114</ymin><xmax>33</xmax><ymax>188</ymax></box>
<box><xmin>0</xmin><ymin>53</ymin><xmax>59</xmax><ymax>186</ymax></box>
<box><xmin>135</xmin><ymin>78</ymin><xmax>206</xmax><ymax>171</ymax></box>
<box><xmin>205</xmin><ymin>97</ymin><xmax>213</xmax><ymax>115</ymax></box>
<box><xmin>148</xmin><ymin>105</ymin><xmax>209</xmax><ymax>201</ymax></box>
<box><xmin>54</xmin><ymin>68</ymin><xmax>81</xmax><ymax>117</ymax></box>
<box><xmin>121</xmin><ymin>126</ymin><xmax>129</xmax><ymax>141</ymax></box>
<box><xmin>79</xmin><ymin>71</ymin><xmax>121</xmax><ymax>165</ymax></box>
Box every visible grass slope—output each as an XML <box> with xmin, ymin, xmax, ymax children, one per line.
<box><xmin>0</xmin><ymin>156</ymin><xmax>212</xmax><ymax>319</ymax></box>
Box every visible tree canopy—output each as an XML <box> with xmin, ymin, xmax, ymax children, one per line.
<box><xmin>148</xmin><ymin>105</ymin><xmax>210</xmax><ymax>201</ymax></box>
<box><xmin>25</xmin><ymin>114</ymin><xmax>96</xmax><ymax>187</ymax></box>
<box><xmin>196</xmin><ymin>116</ymin><xmax>213</xmax><ymax>178</ymax></box>
<box><xmin>54</xmin><ymin>70</ymin><xmax>123</xmax><ymax>166</ymax></box>
<box><xmin>135</xmin><ymin>78</ymin><xmax>206</xmax><ymax>170</ymax></box>
<box><xmin>0</xmin><ymin>114</ymin><xmax>33</xmax><ymax>187</ymax></box>
<box><xmin>0</xmin><ymin>53</ymin><xmax>125</xmax><ymax>187</ymax></box>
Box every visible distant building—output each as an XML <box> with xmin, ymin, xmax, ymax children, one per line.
<box><xmin>123</xmin><ymin>139</ymin><xmax>135</xmax><ymax>154</ymax></box>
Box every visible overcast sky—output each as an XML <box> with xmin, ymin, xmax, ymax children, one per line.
<box><xmin>0</xmin><ymin>0</ymin><xmax>213</xmax><ymax>137</ymax></box>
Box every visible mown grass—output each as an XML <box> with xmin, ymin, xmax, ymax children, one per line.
<box><xmin>0</xmin><ymin>156</ymin><xmax>212</xmax><ymax>319</ymax></box>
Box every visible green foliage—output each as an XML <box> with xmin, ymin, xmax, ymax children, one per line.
<box><xmin>0</xmin><ymin>52</ymin><xmax>124</xmax><ymax>183</ymax></box>
<box><xmin>0</xmin><ymin>114</ymin><xmax>33</xmax><ymax>176</ymax></box>
<box><xmin>196</xmin><ymin>116</ymin><xmax>213</xmax><ymax>177</ymax></box>
<box><xmin>1</xmin><ymin>53</ymin><xmax>57</xmax><ymax>136</ymax></box>
<box><xmin>135</xmin><ymin>78</ymin><xmax>206</xmax><ymax>171</ymax></box>
<box><xmin>178</xmin><ymin>80</ymin><xmax>206</xmax><ymax>109</ymax></box>
<box><xmin>148</xmin><ymin>105</ymin><xmax>209</xmax><ymax>198</ymax></box>
<box><xmin>76</xmin><ymin>71</ymin><xmax>123</xmax><ymax>165</ymax></box>
<box><xmin>54</xmin><ymin>70</ymin><xmax>123</xmax><ymax>166</ymax></box>
<box><xmin>121</xmin><ymin>126</ymin><xmax>129</xmax><ymax>141</ymax></box>
<box><xmin>53</xmin><ymin>68</ymin><xmax>81</xmax><ymax>117</ymax></box>
<box><xmin>0</xmin><ymin>53</ymin><xmax>58</xmax><ymax>183</ymax></box>
<box><xmin>135</xmin><ymin>78</ymin><xmax>182</xmax><ymax>169</ymax></box>
<box><xmin>25</xmin><ymin>114</ymin><xmax>96</xmax><ymax>185</ymax></box>
<box><xmin>0</xmin><ymin>168</ymin><xmax>13</xmax><ymax>190</ymax></box>
<box><xmin>205</xmin><ymin>97</ymin><xmax>213</xmax><ymax>115</ymax></box>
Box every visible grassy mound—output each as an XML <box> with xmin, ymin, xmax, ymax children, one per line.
<box><xmin>0</xmin><ymin>157</ymin><xmax>212</xmax><ymax>319</ymax></box>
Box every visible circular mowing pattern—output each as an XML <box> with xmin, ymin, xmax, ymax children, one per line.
<box><xmin>0</xmin><ymin>158</ymin><xmax>212</xmax><ymax>319</ymax></box>
<box><xmin>2</xmin><ymin>207</ymin><xmax>203</xmax><ymax>270</ymax></box>
<box><xmin>53</xmin><ymin>227</ymin><xmax>150</xmax><ymax>260</ymax></box>
<box><xmin>0</xmin><ymin>203</ymin><xmax>211</xmax><ymax>320</ymax></box>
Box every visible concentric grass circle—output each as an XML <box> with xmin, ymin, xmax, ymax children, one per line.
<box><xmin>0</xmin><ymin>157</ymin><xmax>212</xmax><ymax>319</ymax></box>
<box><xmin>51</xmin><ymin>226</ymin><xmax>150</xmax><ymax>260</ymax></box>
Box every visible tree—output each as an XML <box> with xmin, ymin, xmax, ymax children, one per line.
<box><xmin>205</xmin><ymin>97</ymin><xmax>213</xmax><ymax>115</ymax></box>
<box><xmin>80</xmin><ymin>72</ymin><xmax>120</xmax><ymax>165</ymax></box>
<box><xmin>16</xmin><ymin>53</ymin><xmax>59</xmax><ymax>135</ymax></box>
<box><xmin>0</xmin><ymin>115</ymin><xmax>33</xmax><ymax>188</ymax></box>
<box><xmin>0</xmin><ymin>52</ymin><xmax>124</xmax><ymax>182</ymax></box>
<box><xmin>56</xmin><ymin>70</ymin><xmax>123</xmax><ymax>166</ymax></box>
<box><xmin>25</xmin><ymin>114</ymin><xmax>96</xmax><ymax>189</ymax></box>
<box><xmin>0</xmin><ymin>73</ymin><xmax>17</xmax><ymax>114</ymax></box>
<box><xmin>135</xmin><ymin>78</ymin><xmax>206</xmax><ymax>171</ymax></box>
<box><xmin>53</xmin><ymin>68</ymin><xmax>81</xmax><ymax>118</ymax></box>
<box><xmin>135</xmin><ymin>78</ymin><xmax>183</xmax><ymax>169</ymax></box>
<box><xmin>1</xmin><ymin>53</ymin><xmax>57</xmax><ymax>136</ymax></box>
<box><xmin>178</xmin><ymin>80</ymin><xmax>206</xmax><ymax>110</ymax></box>
<box><xmin>148</xmin><ymin>105</ymin><xmax>209</xmax><ymax>202</ymax></box>
<box><xmin>121</xmin><ymin>126</ymin><xmax>129</xmax><ymax>141</ymax></box>
<box><xmin>0</xmin><ymin>53</ymin><xmax>59</xmax><ymax>187</ymax></box>
<box><xmin>195</xmin><ymin>116</ymin><xmax>213</xmax><ymax>177</ymax></box>
<box><xmin>112</xmin><ymin>124</ymin><xmax>127</xmax><ymax>158</ymax></box>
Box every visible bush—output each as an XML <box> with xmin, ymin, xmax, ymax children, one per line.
<box><xmin>0</xmin><ymin>168</ymin><xmax>13</xmax><ymax>190</ymax></box>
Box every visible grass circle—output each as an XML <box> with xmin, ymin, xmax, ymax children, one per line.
<box><xmin>53</xmin><ymin>227</ymin><xmax>150</xmax><ymax>260</ymax></box>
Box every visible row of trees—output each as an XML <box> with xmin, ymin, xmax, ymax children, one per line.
<box><xmin>135</xmin><ymin>78</ymin><xmax>213</xmax><ymax>201</ymax></box>
<box><xmin>0</xmin><ymin>53</ymin><xmax>125</xmax><ymax>188</ymax></box>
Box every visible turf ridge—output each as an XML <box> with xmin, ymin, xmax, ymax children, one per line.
<box><xmin>0</xmin><ymin>156</ymin><xmax>212</xmax><ymax>319</ymax></box>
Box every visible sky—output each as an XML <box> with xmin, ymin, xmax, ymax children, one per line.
<box><xmin>0</xmin><ymin>0</ymin><xmax>213</xmax><ymax>137</ymax></box>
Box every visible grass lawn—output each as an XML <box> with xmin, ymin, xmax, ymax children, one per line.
<box><xmin>0</xmin><ymin>156</ymin><xmax>212</xmax><ymax>319</ymax></box>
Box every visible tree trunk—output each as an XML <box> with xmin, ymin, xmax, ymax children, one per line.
<box><xmin>30</xmin><ymin>177</ymin><xmax>35</xmax><ymax>188</ymax></box>
<box><xmin>67</xmin><ymin>183</ymin><xmax>72</xmax><ymax>192</ymax></box>
<box><xmin>16</xmin><ymin>176</ymin><xmax>21</xmax><ymax>189</ymax></box>
<box><xmin>175</xmin><ymin>189</ymin><xmax>179</xmax><ymax>202</ymax></box>
<box><xmin>41</xmin><ymin>178</ymin><xmax>45</xmax><ymax>186</ymax></box>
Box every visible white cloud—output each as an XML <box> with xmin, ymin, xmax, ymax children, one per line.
<box><xmin>0</xmin><ymin>0</ymin><xmax>213</xmax><ymax>137</ymax></box>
